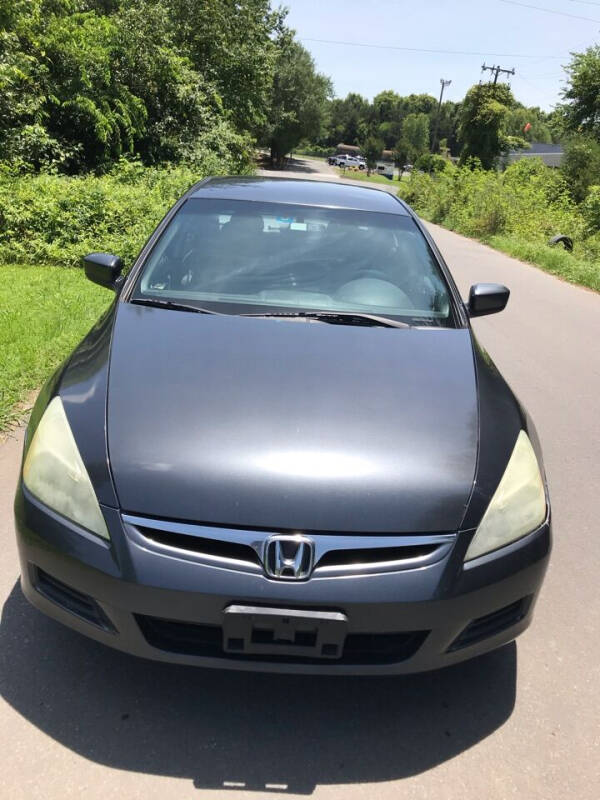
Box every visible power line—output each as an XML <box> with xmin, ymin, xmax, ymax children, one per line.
<box><xmin>499</xmin><ymin>0</ymin><xmax>600</xmax><ymax>23</ymax></box>
<box><xmin>300</xmin><ymin>37</ymin><xmax>566</xmax><ymax>60</ymax></box>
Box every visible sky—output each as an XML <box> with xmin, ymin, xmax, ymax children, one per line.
<box><xmin>283</xmin><ymin>0</ymin><xmax>600</xmax><ymax>110</ymax></box>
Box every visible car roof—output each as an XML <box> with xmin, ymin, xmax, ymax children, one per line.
<box><xmin>191</xmin><ymin>176</ymin><xmax>409</xmax><ymax>215</ymax></box>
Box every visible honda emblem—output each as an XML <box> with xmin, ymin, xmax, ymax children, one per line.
<box><xmin>263</xmin><ymin>535</ymin><xmax>315</xmax><ymax>580</ymax></box>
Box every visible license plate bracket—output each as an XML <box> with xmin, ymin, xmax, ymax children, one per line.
<box><xmin>223</xmin><ymin>605</ymin><xmax>348</xmax><ymax>660</ymax></box>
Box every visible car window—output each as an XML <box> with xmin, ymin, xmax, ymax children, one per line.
<box><xmin>132</xmin><ymin>198</ymin><xmax>455</xmax><ymax>327</ymax></box>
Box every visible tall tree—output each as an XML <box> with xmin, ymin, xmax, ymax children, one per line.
<box><xmin>458</xmin><ymin>83</ymin><xmax>522</xmax><ymax>169</ymax></box>
<box><xmin>262</xmin><ymin>36</ymin><xmax>331</xmax><ymax>166</ymax></box>
<box><xmin>0</xmin><ymin>0</ymin><xmax>284</xmax><ymax>172</ymax></box>
<box><xmin>560</xmin><ymin>46</ymin><xmax>600</xmax><ymax>139</ymax></box>
<box><xmin>165</xmin><ymin>0</ymin><xmax>284</xmax><ymax>134</ymax></box>
<box><xmin>401</xmin><ymin>113</ymin><xmax>430</xmax><ymax>163</ymax></box>
<box><xmin>361</xmin><ymin>136</ymin><xmax>383</xmax><ymax>175</ymax></box>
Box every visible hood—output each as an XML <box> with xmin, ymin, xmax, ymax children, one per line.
<box><xmin>107</xmin><ymin>304</ymin><xmax>478</xmax><ymax>533</ymax></box>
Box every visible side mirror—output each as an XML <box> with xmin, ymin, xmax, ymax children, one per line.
<box><xmin>467</xmin><ymin>283</ymin><xmax>510</xmax><ymax>317</ymax></box>
<box><xmin>83</xmin><ymin>252</ymin><xmax>123</xmax><ymax>290</ymax></box>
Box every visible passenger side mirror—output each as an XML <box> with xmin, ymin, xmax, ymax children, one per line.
<box><xmin>83</xmin><ymin>252</ymin><xmax>123</xmax><ymax>290</ymax></box>
<box><xmin>467</xmin><ymin>283</ymin><xmax>510</xmax><ymax>317</ymax></box>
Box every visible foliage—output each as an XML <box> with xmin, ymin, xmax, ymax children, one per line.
<box><xmin>505</xmin><ymin>106</ymin><xmax>553</xmax><ymax>144</ymax></box>
<box><xmin>0</xmin><ymin>156</ymin><xmax>250</xmax><ymax>268</ymax></box>
<box><xmin>0</xmin><ymin>264</ymin><xmax>110</xmax><ymax>430</ymax></box>
<box><xmin>311</xmin><ymin>85</ymin><xmax>551</xmax><ymax>165</ymax></box>
<box><xmin>415</xmin><ymin>153</ymin><xmax>451</xmax><ymax>173</ymax></box>
<box><xmin>261</xmin><ymin>35</ymin><xmax>332</xmax><ymax>166</ymax></box>
<box><xmin>167</xmin><ymin>0</ymin><xmax>285</xmax><ymax>135</ymax></box>
<box><xmin>360</xmin><ymin>136</ymin><xmax>384</xmax><ymax>174</ymax></box>
<box><xmin>581</xmin><ymin>185</ymin><xmax>600</xmax><ymax>234</ymax></box>
<box><xmin>396</xmin><ymin>158</ymin><xmax>600</xmax><ymax>292</ymax></box>
<box><xmin>560</xmin><ymin>135</ymin><xmax>600</xmax><ymax>203</ymax></box>
<box><xmin>458</xmin><ymin>83</ymin><xmax>522</xmax><ymax>169</ymax></box>
<box><xmin>0</xmin><ymin>0</ymin><xmax>283</xmax><ymax>172</ymax></box>
<box><xmin>326</xmin><ymin>93</ymin><xmax>371</xmax><ymax>146</ymax></box>
<box><xmin>560</xmin><ymin>46</ymin><xmax>600</xmax><ymax>139</ymax></box>
<box><xmin>294</xmin><ymin>144</ymin><xmax>335</xmax><ymax>157</ymax></box>
<box><xmin>400</xmin><ymin>113</ymin><xmax>430</xmax><ymax>163</ymax></box>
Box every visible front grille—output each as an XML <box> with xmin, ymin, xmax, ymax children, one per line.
<box><xmin>448</xmin><ymin>596</ymin><xmax>533</xmax><ymax>651</ymax></box>
<box><xmin>138</xmin><ymin>526</ymin><xmax>261</xmax><ymax>566</ymax></box>
<box><xmin>135</xmin><ymin>614</ymin><xmax>428</xmax><ymax>665</ymax></box>
<box><xmin>317</xmin><ymin>544</ymin><xmax>436</xmax><ymax>569</ymax></box>
<box><xmin>123</xmin><ymin>514</ymin><xmax>455</xmax><ymax>578</ymax></box>
<box><xmin>34</xmin><ymin>568</ymin><xmax>115</xmax><ymax>632</ymax></box>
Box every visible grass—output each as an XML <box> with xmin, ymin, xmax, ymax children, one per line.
<box><xmin>487</xmin><ymin>235</ymin><xmax>600</xmax><ymax>292</ymax></box>
<box><xmin>0</xmin><ymin>265</ymin><xmax>111</xmax><ymax>430</ymax></box>
<box><xmin>336</xmin><ymin>168</ymin><xmax>399</xmax><ymax>186</ymax></box>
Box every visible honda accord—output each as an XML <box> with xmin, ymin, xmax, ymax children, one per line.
<box><xmin>14</xmin><ymin>177</ymin><xmax>551</xmax><ymax>673</ymax></box>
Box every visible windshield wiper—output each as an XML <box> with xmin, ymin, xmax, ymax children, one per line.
<box><xmin>240</xmin><ymin>311</ymin><xmax>411</xmax><ymax>328</ymax></box>
<box><xmin>130</xmin><ymin>297</ymin><xmax>221</xmax><ymax>315</ymax></box>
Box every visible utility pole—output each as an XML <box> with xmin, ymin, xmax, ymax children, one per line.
<box><xmin>481</xmin><ymin>63</ymin><xmax>515</xmax><ymax>85</ymax></box>
<box><xmin>431</xmin><ymin>78</ymin><xmax>452</xmax><ymax>154</ymax></box>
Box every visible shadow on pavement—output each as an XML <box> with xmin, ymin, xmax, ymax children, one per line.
<box><xmin>1</xmin><ymin>583</ymin><xmax>517</xmax><ymax>795</ymax></box>
<box><xmin>259</xmin><ymin>156</ymin><xmax>331</xmax><ymax>175</ymax></box>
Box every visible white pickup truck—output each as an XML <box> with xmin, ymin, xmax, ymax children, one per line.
<box><xmin>332</xmin><ymin>154</ymin><xmax>366</xmax><ymax>169</ymax></box>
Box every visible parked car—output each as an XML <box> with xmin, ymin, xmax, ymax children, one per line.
<box><xmin>15</xmin><ymin>176</ymin><xmax>551</xmax><ymax>674</ymax></box>
<box><xmin>336</xmin><ymin>155</ymin><xmax>365</xmax><ymax>169</ymax></box>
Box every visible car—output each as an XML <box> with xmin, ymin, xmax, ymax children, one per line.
<box><xmin>333</xmin><ymin>154</ymin><xmax>350</xmax><ymax>166</ymax></box>
<box><xmin>14</xmin><ymin>176</ymin><xmax>551</xmax><ymax>675</ymax></box>
<box><xmin>327</xmin><ymin>153</ymin><xmax>343</xmax><ymax>165</ymax></box>
<box><xmin>336</xmin><ymin>155</ymin><xmax>365</xmax><ymax>169</ymax></box>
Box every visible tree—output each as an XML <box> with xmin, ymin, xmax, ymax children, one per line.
<box><xmin>262</xmin><ymin>36</ymin><xmax>332</xmax><ymax>167</ymax></box>
<box><xmin>0</xmin><ymin>0</ymin><xmax>283</xmax><ymax>172</ymax></box>
<box><xmin>458</xmin><ymin>83</ymin><xmax>523</xmax><ymax>170</ymax></box>
<box><xmin>401</xmin><ymin>113</ymin><xmax>430</xmax><ymax>163</ymax></box>
<box><xmin>393</xmin><ymin>139</ymin><xmax>408</xmax><ymax>180</ymax></box>
<box><xmin>360</xmin><ymin>136</ymin><xmax>383</xmax><ymax>175</ymax></box>
<box><xmin>560</xmin><ymin>46</ymin><xmax>600</xmax><ymax>138</ymax></box>
<box><xmin>166</xmin><ymin>0</ymin><xmax>284</xmax><ymax>134</ymax></box>
<box><xmin>505</xmin><ymin>105</ymin><xmax>552</xmax><ymax>144</ymax></box>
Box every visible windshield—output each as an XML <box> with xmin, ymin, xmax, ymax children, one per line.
<box><xmin>131</xmin><ymin>198</ymin><xmax>455</xmax><ymax>327</ymax></box>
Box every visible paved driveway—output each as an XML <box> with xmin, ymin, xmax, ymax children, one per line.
<box><xmin>1</xmin><ymin>161</ymin><xmax>599</xmax><ymax>799</ymax></box>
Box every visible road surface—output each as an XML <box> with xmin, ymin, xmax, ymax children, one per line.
<box><xmin>1</xmin><ymin>158</ymin><xmax>599</xmax><ymax>799</ymax></box>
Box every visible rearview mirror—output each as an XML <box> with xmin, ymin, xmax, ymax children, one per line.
<box><xmin>83</xmin><ymin>252</ymin><xmax>123</xmax><ymax>290</ymax></box>
<box><xmin>467</xmin><ymin>283</ymin><xmax>510</xmax><ymax>317</ymax></box>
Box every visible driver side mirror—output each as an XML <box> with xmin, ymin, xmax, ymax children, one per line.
<box><xmin>467</xmin><ymin>283</ymin><xmax>510</xmax><ymax>317</ymax></box>
<box><xmin>83</xmin><ymin>252</ymin><xmax>123</xmax><ymax>290</ymax></box>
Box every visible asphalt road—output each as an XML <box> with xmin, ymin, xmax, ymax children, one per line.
<box><xmin>1</xmin><ymin>158</ymin><xmax>599</xmax><ymax>799</ymax></box>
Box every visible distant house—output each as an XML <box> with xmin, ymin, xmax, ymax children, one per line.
<box><xmin>505</xmin><ymin>142</ymin><xmax>564</xmax><ymax>168</ymax></box>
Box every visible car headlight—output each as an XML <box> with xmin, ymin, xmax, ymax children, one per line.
<box><xmin>465</xmin><ymin>430</ymin><xmax>546</xmax><ymax>561</ymax></box>
<box><xmin>22</xmin><ymin>396</ymin><xmax>109</xmax><ymax>539</ymax></box>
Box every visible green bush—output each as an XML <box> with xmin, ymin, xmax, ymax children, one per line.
<box><xmin>414</xmin><ymin>154</ymin><xmax>451</xmax><ymax>174</ymax></box>
<box><xmin>582</xmin><ymin>185</ymin><xmax>600</xmax><ymax>234</ymax></box>
<box><xmin>0</xmin><ymin>154</ymin><xmax>253</xmax><ymax>268</ymax></box>
<box><xmin>397</xmin><ymin>157</ymin><xmax>599</xmax><ymax>292</ymax></box>
<box><xmin>561</xmin><ymin>136</ymin><xmax>600</xmax><ymax>203</ymax></box>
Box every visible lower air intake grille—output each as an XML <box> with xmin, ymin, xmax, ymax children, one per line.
<box><xmin>448</xmin><ymin>596</ymin><xmax>533</xmax><ymax>652</ymax></box>
<box><xmin>35</xmin><ymin>568</ymin><xmax>115</xmax><ymax>632</ymax></box>
<box><xmin>135</xmin><ymin>614</ymin><xmax>428</xmax><ymax>665</ymax></box>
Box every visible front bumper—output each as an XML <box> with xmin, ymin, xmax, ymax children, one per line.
<box><xmin>14</xmin><ymin>483</ymin><xmax>551</xmax><ymax>675</ymax></box>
